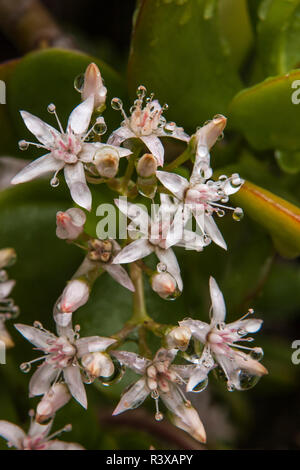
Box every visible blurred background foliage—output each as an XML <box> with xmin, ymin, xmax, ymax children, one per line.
<box><xmin>0</xmin><ymin>0</ymin><xmax>300</xmax><ymax>450</ymax></box>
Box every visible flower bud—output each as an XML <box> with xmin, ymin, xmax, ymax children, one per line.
<box><xmin>166</xmin><ymin>326</ymin><xmax>191</xmax><ymax>351</ymax></box>
<box><xmin>94</xmin><ymin>147</ymin><xmax>120</xmax><ymax>178</ymax></box>
<box><xmin>151</xmin><ymin>272</ymin><xmax>178</xmax><ymax>300</ymax></box>
<box><xmin>0</xmin><ymin>319</ymin><xmax>14</xmax><ymax>348</ymax></box>
<box><xmin>82</xmin><ymin>62</ymin><xmax>107</xmax><ymax>110</ymax></box>
<box><xmin>0</xmin><ymin>279</ymin><xmax>15</xmax><ymax>300</ymax></box>
<box><xmin>137</xmin><ymin>153</ymin><xmax>157</xmax><ymax>178</ymax></box>
<box><xmin>0</xmin><ymin>248</ymin><xmax>16</xmax><ymax>269</ymax></box>
<box><xmin>56</xmin><ymin>208</ymin><xmax>86</xmax><ymax>241</ymax></box>
<box><xmin>81</xmin><ymin>352</ymin><xmax>114</xmax><ymax>379</ymax></box>
<box><xmin>36</xmin><ymin>384</ymin><xmax>71</xmax><ymax>423</ymax></box>
<box><xmin>60</xmin><ymin>279</ymin><xmax>90</xmax><ymax>313</ymax></box>
<box><xmin>196</xmin><ymin>114</ymin><xmax>227</xmax><ymax>150</ymax></box>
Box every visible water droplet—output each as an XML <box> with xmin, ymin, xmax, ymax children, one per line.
<box><xmin>232</xmin><ymin>207</ymin><xmax>244</xmax><ymax>221</ymax></box>
<box><xmin>157</xmin><ymin>262</ymin><xmax>167</xmax><ymax>273</ymax></box>
<box><xmin>197</xmin><ymin>145</ymin><xmax>208</xmax><ymax>158</ymax></box>
<box><xmin>237</xmin><ymin>328</ymin><xmax>246</xmax><ymax>336</ymax></box>
<box><xmin>203</xmin><ymin>235</ymin><xmax>211</xmax><ymax>246</ymax></box>
<box><xmin>93</xmin><ymin>119</ymin><xmax>107</xmax><ymax>136</ymax></box>
<box><xmin>18</xmin><ymin>140</ymin><xmax>29</xmax><ymax>151</ymax></box>
<box><xmin>33</xmin><ymin>321</ymin><xmax>43</xmax><ymax>329</ymax></box>
<box><xmin>227</xmin><ymin>382</ymin><xmax>235</xmax><ymax>392</ymax></box>
<box><xmin>98</xmin><ymin>357</ymin><xmax>125</xmax><ymax>386</ymax></box>
<box><xmin>163</xmin><ymin>122</ymin><xmax>175</xmax><ymax>134</ymax></box>
<box><xmin>74</xmin><ymin>73</ymin><xmax>85</xmax><ymax>93</ymax></box>
<box><xmin>20</xmin><ymin>362</ymin><xmax>31</xmax><ymax>373</ymax></box>
<box><xmin>250</xmin><ymin>347</ymin><xmax>264</xmax><ymax>361</ymax></box>
<box><xmin>151</xmin><ymin>390</ymin><xmax>159</xmax><ymax>399</ymax></box>
<box><xmin>50</xmin><ymin>176</ymin><xmax>60</xmax><ymax>188</ymax></box>
<box><xmin>191</xmin><ymin>377</ymin><xmax>208</xmax><ymax>393</ymax></box>
<box><xmin>218</xmin><ymin>174</ymin><xmax>227</xmax><ymax>182</ymax></box>
<box><xmin>47</xmin><ymin>103</ymin><xmax>56</xmax><ymax>114</ymax></box>
<box><xmin>237</xmin><ymin>370</ymin><xmax>260</xmax><ymax>390</ymax></box>
<box><xmin>155</xmin><ymin>412</ymin><xmax>164</xmax><ymax>421</ymax></box>
<box><xmin>136</xmin><ymin>85</ymin><xmax>147</xmax><ymax>99</ymax></box>
<box><xmin>216</xmin><ymin>208</ymin><xmax>225</xmax><ymax>218</ymax></box>
<box><xmin>111</xmin><ymin>97</ymin><xmax>123</xmax><ymax>110</ymax></box>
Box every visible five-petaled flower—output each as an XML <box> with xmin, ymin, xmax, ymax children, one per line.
<box><xmin>12</xmin><ymin>96</ymin><xmax>131</xmax><ymax>211</ymax></box>
<box><xmin>112</xmin><ymin>348</ymin><xmax>207</xmax><ymax>443</ymax></box>
<box><xmin>15</xmin><ymin>322</ymin><xmax>117</xmax><ymax>409</ymax></box>
<box><xmin>180</xmin><ymin>277</ymin><xmax>268</xmax><ymax>391</ymax></box>
<box><xmin>108</xmin><ymin>85</ymin><xmax>189</xmax><ymax>166</ymax></box>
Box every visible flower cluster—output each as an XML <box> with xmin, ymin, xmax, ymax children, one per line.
<box><xmin>0</xmin><ymin>248</ymin><xmax>18</xmax><ymax>349</ymax></box>
<box><xmin>1</xmin><ymin>62</ymin><xmax>268</xmax><ymax>449</ymax></box>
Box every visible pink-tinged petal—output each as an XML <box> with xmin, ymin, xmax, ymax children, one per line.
<box><xmin>233</xmin><ymin>351</ymin><xmax>268</xmax><ymax>377</ymax></box>
<box><xmin>112</xmin><ymin>239</ymin><xmax>153</xmax><ymax>264</ymax></box>
<box><xmin>29</xmin><ymin>363</ymin><xmax>58</xmax><ymax>397</ymax></box>
<box><xmin>67</xmin><ymin>96</ymin><xmax>94</xmax><ymax>135</ymax></box>
<box><xmin>28</xmin><ymin>419</ymin><xmax>53</xmax><ymax>438</ymax></box>
<box><xmin>196</xmin><ymin>115</ymin><xmax>227</xmax><ymax>149</ymax></box>
<box><xmin>0</xmin><ymin>421</ymin><xmax>26</xmax><ymax>449</ymax></box>
<box><xmin>112</xmin><ymin>378</ymin><xmax>149</xmax><ymax>415</ymax></box>
<box><xmin>36</xmin><ymin>384</ymin><xmax>71</xmax><ymax>424</ymax></box>
<box><xmin>140</xmin><ymin>135</ymin><xmax>164</xmax><ymax>167</ymax></box>
<box><xmin>204</xmin><ymin>215</ymin><xmax>227</xmax><ymax>250</ymax></box>
<box><xmin>64</xmin><ymin>162</ymin><xmax>92</xmax><ymax>211</ymax></box>
<box><xmin>14</xmin><ymin>323</ymin><xmax>55</xmax><ymax>350</ymax></box>
<box><xmin>60</xmin><ymin>279</ymin><xmax>90</xmax><ymax>313</ymax></box>
<box><xmin>56</xmin><ymin>208</ymin><xmax>86</xmax><ymax>240</ymax></box>
<box><xmin>156</xmin><ymin>171</ymin><xmax>189</xmax><ymax>200</ymax></box>
<box><xmin>79</xmin><ymin>143</ymin><xmax>99</xmax><ymax>162</ymax></box>
<box><xmin>155</xmin><ymin>247</ymin><xmax>183</xmax><ymax>292</ymax></box>
<box><xmin>47</xmin><ymin>440</ymin><xmax>85</xmax><ymax>450</ymax></box>
<box><xmin>178</xmin><ymin>230</ymin><xmax>205</xmax><ymax>251</ymax></box>
<box><xmin>186</xmin><ymin>366</ymin><xmax>210</xmax><ymax>392</ymax></box>
<box><xmin>227</xmin><ymin>318</ymin><xmax>263</xmax><ymax>337</ymax></box>
<box><xmin>11</xmin><ymin>154</ymin><xmax>64</xmax><ymax>185</ymax></box>
<box><xmin>76</xmin><ymin>336</ymin><xmax>116</xmax><ymax>357</ymax></box>
<box><xmin>165</xmin><ymin>207</ymin><xmax>185</xmax><ymax>249</ymax></box>
<box><xmin>111</xmin><ymin>351</ymin><xmax>150</xmax><ymax>374</ymax></box>
<box><xmin>72</xmin><ymin>256</ymin><xmax>96</xmax><ymax>279</ymax></box>
<box><xmin>154</xmin><ymin>348</ymin><xmax>178</xmax><ymax>364</ymax></box>
<box><xmin>0</xmin><ymin>279</ymin><xmax>15</xmax><ymax>299</ymax></box>
<box><xmin>103</xmin><ymin>263</ymin><xmax>135</xmax><ymax>292</ymax></box>
<box><xmin>107</xmin><ymin>126</ymin><xmax>135</xmax><ymax>146</ymax></box>
<box><xmin>179</xmin><ymin>319</ymin><xmax>210</xmax><ymax>344</ymax></box>
<box><xmin>63</xmin><ymin>365</ymin><xmax>87</xmax><ymax>409</ymax></box>
<box><xmin>157</xmin><ymin>126</ymin><xmax>190</xmax><ymax>143</ymax></box>
<box><xmin>114</xmin><ymin>198</ymin><xmax>150</xmax><ymax>226</ymax></box>
<box><xmin>209</xmin><ymin>277</ymin><xmax>226</xmax><ymax>324</ymax></box>
<box><xmin>20</xmin><ymin>110</ymin><xmax>60</xmax><ymax>147</ymax></box>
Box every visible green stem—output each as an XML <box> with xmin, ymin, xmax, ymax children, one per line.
<box><xmin>164</xmin><ymin>135</ymin><xmax>197</xmax><ymax>171</ymax></box>
<box><xmin>128</xmin><ymin>263</ymin><xmax>151</xmax><ymax>325</ymax></box>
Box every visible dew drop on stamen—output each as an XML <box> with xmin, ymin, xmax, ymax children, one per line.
<box><xmin>18</xmin><ymin>140</ymin><xmax>29</xmax><ymax>151</ymax></box>
<box><xmin>136</xmin><ymin>85</ymin><xmax>147</xmax><ymax>99</ymax></box>
<box><xmin>93</xmin><ymin>120</ymin><xmax>107</xmax><ymax>136</ymax></box>
<box><xmin>47</xmin><ymin>103</ymin><xmax>56</xmax><ymax>114</ymax></box>
<box><xmin>232</xmin><ymin>207</ymin><xmax>244</xmax><ymax>221</ymax></box>
<box><xmin>111</xmin><ymin>97</ymin><xmax>123</xmax><ymax>110</ymax></box>
<box><xmin>216</xmin><ymin>209</ymin><xmax>225</xmax><ymax>218</ymax></box>
<box><xmin>50</xmin><ymin>176</ymin><xmax>60</xmax><ymax>188</ymax></box>
<box><xmin>20</xmin><ymin>362</ymin><xmax>31</xmax><ymax>373</ymax></box>
<box><xmin>74</xmin><ymin>73</ymin><xmax>85</xmax><ymax>93</ymax></box>
<box><xmin>250</xmin><ymin>347</ymin><xmax>264</xmax><ymax>361</ymax></box>
<box><xmin>155</xmin><ymin>412</ymin><xmax>164</xmax><ymax>421</ymax></box>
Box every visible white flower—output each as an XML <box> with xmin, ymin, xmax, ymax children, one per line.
<box><xmin>36</xmin><ymin>383</ymin><xmax>71</xmax><ymax>424</ymax></box>
<box><xmin>12</xmin><ymin>97</ymin><xmax>131</xmax><ymax>211</ymax></box>
<box><xmin>15</xmin><ymin>322</ymin><xmax>116</xmax><ymax>409</ymax></box>
<box><xmin>60</xmin><ymin>279</ymin><xmax>90</xmax><ymax>314</ymax></box>
<box><xmin>111</xmin><ymin>348</ymin><xmax>207</xmax><ymax>443</ymax></box>
<box><xmin>56</xmin><ymin>208</ymin><xmax>86</xmax><ymax>240</ymax></box>
<box><xmin>180</xmin><ymin>277</ymin><xmax>268</xmax><ymax>392</ymax></box>
<box><xmin>108</xmin><ymin>86</ymin><xmax>189</xmax><ymax>166</ymax></box>
<box><xmin>0</xmin><ymin>414</ymin><xmax>84</xmax><ymax>450</ymax></box>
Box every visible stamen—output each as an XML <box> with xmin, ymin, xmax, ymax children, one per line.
<box><xmin>47</xmin><ymin>103</ymin><xmax>64</xmax><ymax>134</ymax></box>
<box><xmin>111</xmin><ymin>98</ymin><xmax>128</xmax><ymax>122</ymax></box>
<box><xmin>46</xmin><ymin>424</ymin><xmax>72</xmax><ymax>441</ymax></box>
<box><xmin>18</xmin><ymin>140</ymin><xmax>47</xmax><ymax>151</ymax></box>
<box><xmin>154</xmin><ymin>398</ymin><xmax>163</xmax><ymax>421</ymax></box>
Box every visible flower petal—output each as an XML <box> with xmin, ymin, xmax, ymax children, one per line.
<box><xmin>111</xmin><ymin>351</ymin><xmax>150</xmax><ymax>374</ymax></box>
<box><xmin>140</xmin><ymin>135</ymin><xmax>164</xmax><ymax>167</ymax></box>
<box><xmin>11</xmin><ymin>154</ymin><xmax>64</xmax><ymax>185</ymax></box>
<box><xmin>112</xmin><ymin>378</ymin><xmax>149</xmax><ymax>415</ymax></box>
<box><xmin>112</xmin><ymin>239</ymin><xmax>153</xmax><ymax>264</ymax></box>
<box><xmin>156</xmin><ymin>171</ymin><xmax>189</xmax><ymax>200</ymax></box>
<box><xmin>46</xmin><ymin>440</ymin><xmax>85</xmax><ymax>450</ymax></box>
<box><xmin>63</xmin><ymin>365</ymin><xmax>87</xmax><ymax>409</ymax></box>
<box><xmin>14</xmin><ymin>323</ymin><xmax>55</xmax><ymax>350</ymax></box>
<box><xmin>155</xmin><ymin>247</ymin><xmax>183</xmax><ymax>292</ymax></box>
<box><xmin>107</xmin><ymin>126</ymin><xmax>136</xmax><ymax>147</ymax></box>
<box><xmin>29</xmin><ymin>363</ymin><xmax>58</xmax><ymax>397</ymax></box>
<box><xmin>104</xmin><ymin>263</ymin><xmax>135</xmax><ymax>292</ymax></box>
<box><xmin>20</xmin><ymin>110</ymin><xmax>60</xmax><ymax>146</ymax></box>
<box><xmin>114</xmin><ymin>198</ymin><xmax>150</xmax><ymax>226</ymax></box>
<box><xmin>67</xmin><ymin>96</ymin><xmax>94</xmax><ymax>135</ymax></box>
<box><xmin>209</xmin><ymin>277</ymin><xmax>226</xmax><ymax>324</ymax></box>
<box><xmin>76</xmin><ymin>336</ymin><xmax>116</xmax><ymax>356</ymax></box>
<box><xmin>179</xmin><ymin>318</ymin><xmax>210</xmax><ymax>344</ymax></box>
<box><xmin>64</xmin><ymin>162</ymin><xmax>92</xmax><ymax>211</ymax></box>
<box><xmin>203</xmin><ymin>215</ymin><xmax>227</xmax><ymax>250</ymax></box>
<box><xmin>0</xmin><ymin>279</ymin><xmax>15</xmax><ymax>299</ymax></box>
<box><xmin>186</xmin><ymin>366</ymin><xmax>210</xmax><ymax>392</ymax></box>
<box><xmin>0</xmin><ymin>421</ymin><xmax>26</xmax><ymax>449</ymax></box>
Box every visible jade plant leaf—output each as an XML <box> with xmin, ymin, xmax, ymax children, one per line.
<box><xmin>128</xmin><ymin>0</ymin><xmax>253</xmax><ymax>131</ymax></box>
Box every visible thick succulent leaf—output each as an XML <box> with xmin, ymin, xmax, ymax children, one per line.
<box><xmin>257</xmin><ymin>0</ymin><xmax>300</xmax><ymax>77</ymax></box>
<box><xmin>229</xmin><ymin>70</ymin><xmax>300</xmax><ymax>151</ymax></box>
<box><xmin>128</xmin><ymin>0</ymin><xmax>252</xmax><ymax>130</ymax></box>
<box><xmin>231</xmin><ymin>180</ymin><xmax>300</xmax><ymax>258</ymax></box>
<box><xmin>6</xmin><ymin>48</ymin><xmax>127</xmax><ymax>159</ymax></box>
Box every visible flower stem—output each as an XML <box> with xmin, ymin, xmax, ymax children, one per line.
<box><xmin>164</xmin><ymin>135</ymin><xmax>197</xmax><ymax>171</ymax></box>
<box><xmin>128</xmin><ymin>263</ymin><xmax>151</xmax><ymax>325</ymax></box>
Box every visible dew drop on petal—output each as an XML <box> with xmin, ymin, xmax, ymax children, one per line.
<box><xmin>98</xmin><ymin>357</ymin><xmax>125</xmax><ymax>386</ymax></box>
<box><xmin>250</xmin><ymin>347</ymin><xmax>264</xmax><ymax>361</ymax></box>
<box><xmin>93</xmin><ymin>120</ymin><xmax>107</xmax><ymax>136</ymax></box>
<box><xmin>191</xmin><ymin>377</ymin><xmax>208</xmax><ymax>393</ymax></box>
<box><xmin>74</xmin><ymin>73</ymin><xmax>85</xmax><ymax>93</ymax></box>
<box><xmin>232</xmin><ymin>207</ymin><xmax>244</xmax><ymax>221</ymax></box>
<box><xmin>33</xmin><ymin>321</ymin><xmax>44</xmax><ymax>329</ymax></box>
<box><xmin>237</xmin><ymin>370</ymin><xmax>260</xmax><ymax>390</ymax></box>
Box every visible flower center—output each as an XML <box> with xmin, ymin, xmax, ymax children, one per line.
<box><xmin>52</xmin><ymin>133</ymin><xmax>82</xmax><ymax>164</ymax></box>
<box><xmin>46</xmin><ymin>336</ymin><xmax>76</xmax><ymax>368</ymax></box>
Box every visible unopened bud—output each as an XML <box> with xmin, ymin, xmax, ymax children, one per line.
<box><xmin>60</xmin><ymin>279</ymin><xmax>90</xmax><ymax>313</ymax></box>
<box><xmin>82</xmin><ymin>62</ymin><xmax>107</xmax><ymax>110</ymax></box>
<box><xmin>0</xmin><ymin>280</ymin><xmax>15</xmax><ymax>300</ymax></box>
<box><xmin>137</xmin><ymin>153</ymin><xmax>157</xmax><ymax>178</ymax></box>
<box><xmin>36</xmin><ymin>384</ymin><xmax>71</xmax><ymax>423</ymax></box>
<box><xmin>81</xmin><ymin>352</ymin><xmax>114</xmax><ymax>379</ymax></box>
<box><xmin>151</xmin><ymin>272</ymin><xmax>178</xmax><ymax>300</ymax></box>
<box><xmin>0</xmin><ymin>248</ymin><xmax>16</xmax><ymax>269</ymax></box>
<box><xmin>196</xmin><ymin>114</ymin><xmax>227</xmax><ymax>150</ymax></box>
<box><xmin>166</xmin><ymin>326</ymin><xmax>191</xmax><ymax>351</ymax></box>
<box><xmin>0</xmin><ymin>320</ymin><xmax>14</xmax><ymax>348</ymax></box>
<box><xmin>94</xmin><ymin>147</ymin><xmax>120</xmax><ymax>178</ymax></box>
<box><xmin>56</xmin><ymin>208</ymin><xmax>86</xmax><ymax>240</ymax></box>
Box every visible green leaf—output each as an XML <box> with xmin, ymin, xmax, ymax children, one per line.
<box><xmin>229</xmin><ymin>69</ymin><xmax>300</xmax><ymax>150</ymax></box>
<box><xmin>257</xmin><ymin>0</ymin><xmax>300</xmax><ymax>77</ymax></box>
<box><xmin>128</xmin><ymin>0</ymin><xmax>253</xmax><ymax>131</ymax></box>
<box><xmin>6</xmin><ymin>48</ymin><xmax>127</xmax><ymax>159</ymax></box>
<box><xmin>231</xmin><ymin>180</ymin><xmax>300</xmax><ymax>258</ymax></box>
<box><xmin>275</xmin><ymin>148</ymin><xmax>300</xmax><ymax>174</ymax></box>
